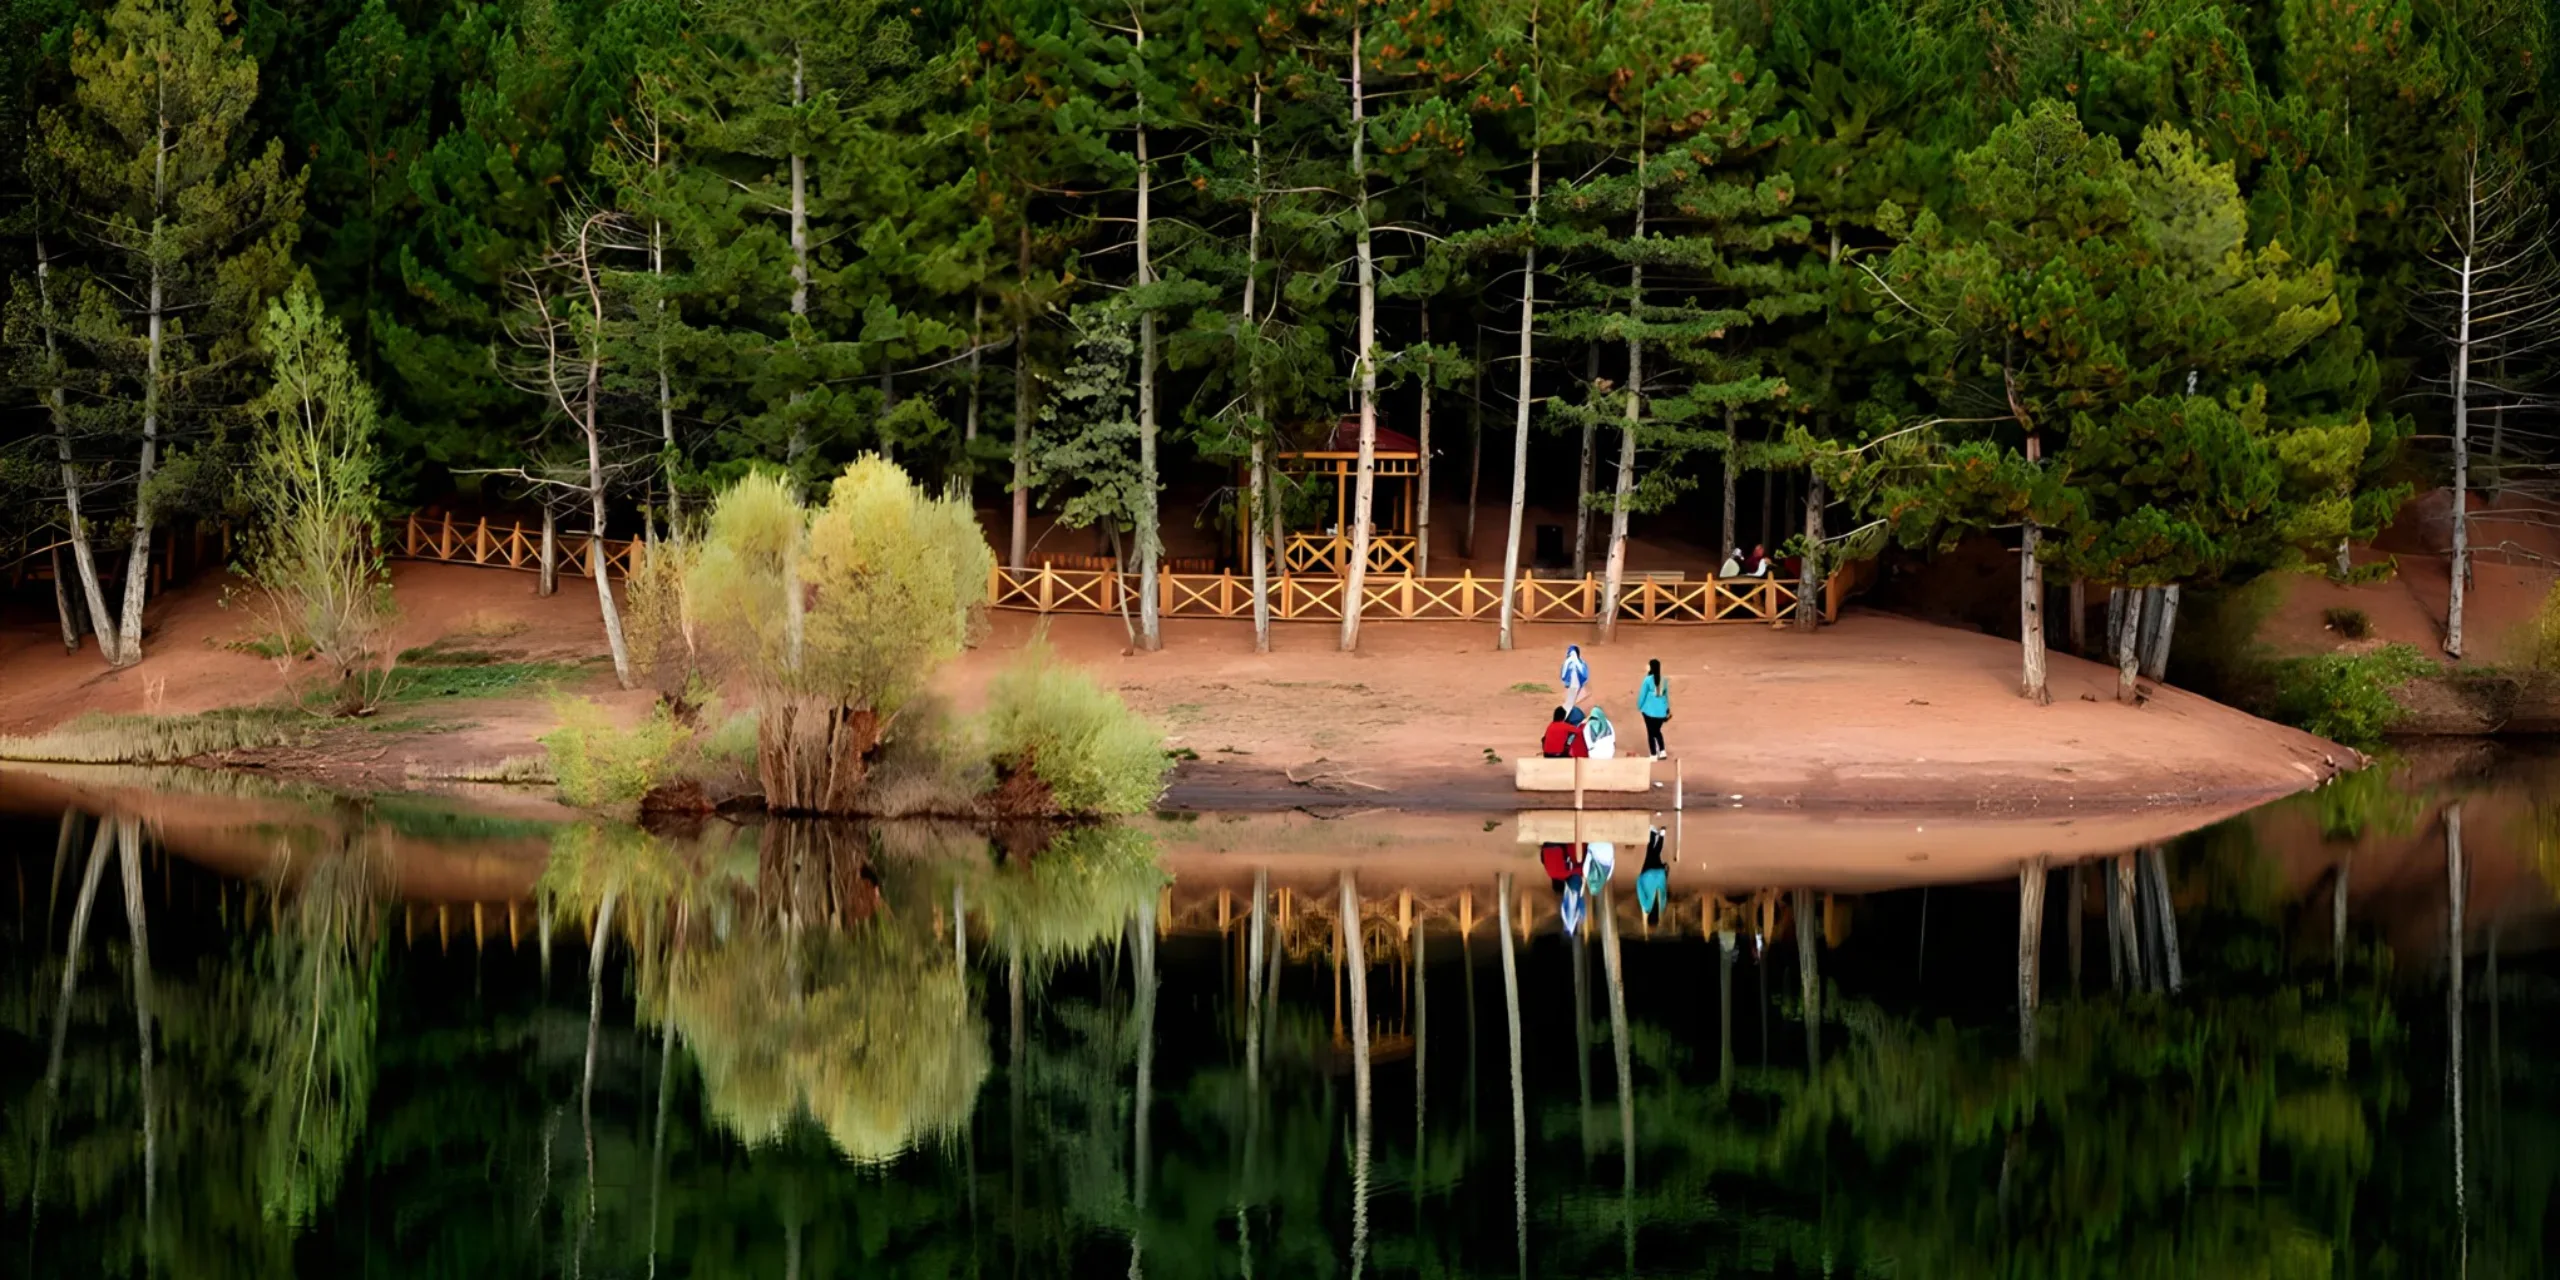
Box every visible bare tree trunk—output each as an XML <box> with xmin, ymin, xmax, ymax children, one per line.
<box><xmin>2116</xmin><ymin>587</ymin><xmax>2141</xmax><ymax>704</ymax></box>
<box><xmin>1131</xmin><ymin>910</ymin><xmax>1157</xmax><ymax>1257</ymax></box>
<box><xmin>1417</xmin><ymin>308</ymin><xmax>1433</xmax><ymax>577</ymax></box>
<box><xmin>650</xmin><ymin>108</ymin><xmax>680</xmax><ymax>533</ymax></box>
<box><xmin>1599</xmin><ymin>184</ymin><xmax>1644</xmax><ymax>642</ymax></box>
<box><xmin>785</xmin><ymin>49</ymin><xmax>812</xmax><ymax>465</ymax></box>
<box><xmin>1497</xmin><ymin>145</ymin><xmax>1542</xmax><ymax>652</ymax></box>
<box><xmin>36</xmin><ymin>232</ymin><xmax>118</xmax><ymax>661</ymax></box>
<box><xmin>1010</xmin><ymin>226</ymin><xmax>1033</xmax><ymax>570</ymax></box>
<box><xmin>1340</xmin><ymin>28</ymin><xmax>1379</xmax><ymax>652</ymax></box>
<box><xmin>575</xmin><ymin>225</ymin><xmax>634</xmax><ymax>689</ymax></box>
<box><xmin>2448</xmin><ymin>157</ymin><xmax>2476</xmax><ymax>660</ymax></box>
<box><xmin>32</xmin><ymin>819</ymin><xmax>113</xmax><ymax>1224</ymax></box>
<box><xmin>1797</xmin><ymin>475</ymin><xmax>1826</xmax><ymax>630</ymax></box>
<box><xmin>2017</xmin><ymin>860</ymin><xmax>2046</xmax><ymax>1061</ymax></box>
<box><xmin>1498</xmin><ymin>872</ymin><xmax>1528</xmax><ymax>1278</ymax></box>
<box><xmin>1575</xmin><ymin>344</ymin><xmax>1597</xmax><ymax>580</ymax></box>
<box><xmin>2067</xmin><ymin>578</ymin><xmax>2087</xmax><ymax>654</ymax></box>
<box><xmin>2020</xmin><ymin>519</ymin><xmax>2049</xmax><ymax>704</ymax></box>
<box><xmin>1464</xmin><ymin>327</ymin><xmax>1484</xmax><ymax>560</ymax></box>
<box><xmin>539</xmin><ymin>505</ymin><xmax>559</xmax><ymax>598</ymax></box>
<box><xmin>1246</xmin><ymin>85</ymin><xmax>1270</xmax><ymax>655</ymax></box>
<box><xmin>1794</xmin><ymin>887</ymin><xmax>1819</xmax><ymax>1069</ymax></box>
<box><xmin>1341</xmin><ymin>875</ymin><xmax>1372</xmax><ymax>1277</ymax></box>
<box><xmin>1757</xmin><ymin>466</ymin><xmax>1773</xmax><ymax>551</ymax></box>
<box><xmin>1720</xmin><ymin>407</ymin><xmax>1738</xmax><ymax>560</ymax></box>
<box><xmin>1134</xmin><ymin>80</ymin><xmax>1161</xmax><ymax>652</ymax></box>
<box><xmin>2446</xmin><ymin>800</ymin><xmax>2467</xmax><ymax>1224</ymax></box>
<box><xmin>118</xmin><ymin>170</ymin><xmax>171</xmax><ymax>668</ymax></box>
<box><xmin>2141</xmin><ymin>586</ymin><xmax>2180</xmax><ymax>682</ymax></box>
<box><xmin>52</xmin><ymin>546</ymin><xmax>79</xmax><ymax>652</ymax></box>
<box><xmin>116</xmin><ymin>818</ymin><xmax>157</xmax><ymax>1220</ymax></box>
<box><xmin>2142</xmin><ymin>846</ymin><xmax>2182</xmax><ymax>992</ymax></box>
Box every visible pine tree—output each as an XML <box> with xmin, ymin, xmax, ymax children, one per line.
<box><xmin>42</xmin><ymin>0</ymin><xmax>304</xmax><ymax>665</ymax></box>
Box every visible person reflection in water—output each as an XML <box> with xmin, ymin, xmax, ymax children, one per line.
<box><xmin>1636</xmin><ymin>826</ymin><xmax>1668</xmax><ymax>926</ymax></box>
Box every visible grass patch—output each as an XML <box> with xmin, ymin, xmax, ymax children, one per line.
<box><xmin>0</xmin><ymin>706</ymin><xmax>312</xmax><ymax>763</ymax></box>
<box><xmin>228</xmin><ymin>633</ymin><xmax>315</xmax><ymax>661</ymax></box>
<box><xmin>385</xmin><ymin>660</ymin><xmax>585</xmax><ymax>703</ymax></box>
<box><xmin>1507</xmin><ymin>681</ymin><xmax>1551</xmax><ymax>694</ymax></box>
<box><xmin>405</xmin><ymin>756</ymin><xmax>555</xmax><ymax>786</ymax></box>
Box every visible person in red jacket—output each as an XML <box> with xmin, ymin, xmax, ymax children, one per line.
<box><xmin>1540</xmin><ymin>706</ymin><xmax>1588</xmax><ymax>758</ymax></box>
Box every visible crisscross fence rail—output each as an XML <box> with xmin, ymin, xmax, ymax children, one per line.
<box><xmin>985</xmin><ymin>564</ymin><xmax>1843</xmax><ymax>626</ymax></box>
<box><xmin>396</xmin><ymin>512</ymin><xmax>644</xmax><ymax>579</ymax></box>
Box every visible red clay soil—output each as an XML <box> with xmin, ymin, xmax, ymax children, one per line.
<box><xmin>0</xmin><ymin>556</ymin><xmax>2351</xmax><ymax>813</ymax></box>
<box><xmin>2262</xmin><ymin>488</ymin><xmax>2560</xmax><ymax>664</ymax></box>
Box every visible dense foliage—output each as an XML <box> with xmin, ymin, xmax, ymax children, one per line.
<box><xmin>1</xmin><ymin>0</ymin><xmax>2547</xmax><ymax>671</ymax></box>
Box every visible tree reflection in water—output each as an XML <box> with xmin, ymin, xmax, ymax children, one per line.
<box><xmin>2</xmin><ymin>759</ymin><xmax>2557</xmax><ymax>1277</ymax></box>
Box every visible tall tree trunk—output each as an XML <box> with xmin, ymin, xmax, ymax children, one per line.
<box><xmin>1720</xmin><ymin>407</ymin><xmax>1737</xmax><ymax>560</ymax></box>
<box><xmin>2115</xmin><ymin>586</ymin><xmax>2141</xmax><ymax>704</ymax></box>
<box><xmin>577</xmin><ymin>227</ymin><xmax>634</xmax><ymax>689</ymax></box>
<box><xmin>1498</xmin><ymin>872</ymin><xmax>1528</xmax><ymax>1278</ymax></box>
<box><xmin>1599</xmin><ymin>181</ymin><xmax>1644</xmax><ymax>642</ymax></box>
<box><xmin>1796</xmin><ymin>475</ymin><xmax>1826</xmax><ymax>630</ymax></box>
<box><xmin>1575</xmin><ymin>343</ymin><xmax>1597</xmax><ymax>580</ymax></box>
<box><xmin>1497</xmin><ymin>141</ymin><xmax>1542</xmax><ymax>652</ymax></box>
<box><xmin>1794</xmin><ymin>887</ymin><xmax>1819</xmax><ymax>1069</ymax></box>
<box><xmin>52</xmin><ymin>546</ymin><xmax>79</xmax><ymax>652</ymax></box>
<box><xmin>36</xmin><ymin>232</ymin><xmax>118</xmax><ymax>661</ymax></box>
<box><xmin>1134</xmin><ymin>86</ymin><xmax>1161</xmax><ymax>652</ymax></box>
<box><xmin>1130</xmin><ymin>910</ymin><xmax>1156</xmax><ymax>1267</ymax></box>
<box><xmin>1246</xmin><ymin>868</ymin><xmax>1268</xmax><ymax>1090</ymax></box>
<box><xmin>1010</xmin><ymin>227</ymin><xmax>1033</xmax><ymax>569</ymax></box>
<box><xmin>2012</xmin><ymin>370</ymin><xmax>2048</xmax><ymax>702</ymax></box>
<box><xmin>1600</xmin><ymin>884</ymin><xmax>1634</xmax><ymax>1270</ymax></box>
<box><xmin>33</xmin><ymin>819</ymin><xmax>113</xmax><ymax>1225</ymax></box>
<box><xmin>1340</xmin><ymin>26</ymin><xmax>1379</xmax><ymax>651</ymax></box>
<box><xmin>1757</xmin><ymin>465</ymin><xmax>1773</xmax><ymax>551</ymax></box>
<box><xmin>116</xmin><ymin>818</ymin><xmax>158</xmax><ymax>1220</ymax></box>
<box><xmin>1417</xmin><ymin>308</ymin><xmax>1433</xmax><ymax>577</ymax></box>
<box><xmin>118</xmin><ymin>121</ymin><xmax>173</xmax><ymax>668</ymax></box>
<box><xmin>2067</xmin><ymin>578</ymin><xmax>2087</xmax><ymax>654</ymax></box>
<box><xmin>2017</xmin><ymin>860</ymin><xmax>2046</xmax><ymax>1061</ymax></box>
<box><xmin>1572</xmin><ymin>909</ymin><xmax>1593</xmax><ymax>1160</ymax></box>
<box><xmin>539</xmin><ymin>505</ymin><xmax>559</xmax><ymax>598</ymax></box>
<box><xmin>965</xmin><ymin>295</ymin><xmax>982</xmax><ymax>444</ymax></box>
<box><xmin>1411</xmin><ymin>916</ymin><xmax>1427</xmax><ymax>1231</ymax></box>
<box><xmin>2142</xmin><ymin>846</ymin><xmax>2182</xmax><ymax>992</ymax></box>
<box><xmin>2446</xmin><ymin>800</ymin><xmax>2467</xmax><ymax>1223</ymax></box>
<box><xmin>651</xmin><ymin>107</ymin><xmax>680</xmax><ymax>532</ymax></box>
<box><xmin>2448</xmin><ymin>157</ymin><xmax>2476</xmax><ymax>659</ymax></box>
<box><xmin>2068</xmin><ymin>862</ymin><xmax>2085</xmax><ymax>997</ymax></box>
<box><xmin>1465</xmin><ymin>328</ymin><xmax>1484</xmax><ymax>560</ymax></box>
<box><xmin>786</xmin><ymin>49</ymin><xmax>811</xmax><ymax>465</ymax></box>
<box><xmin>2141</xmin><ymin>585</ymin><xmax>2180</xmax><ymax>681</ymax></box>
<box><xmin>1341</xmin><ymin>875</ymin><xmax>1372</xmax><ymax>1276</ymax></box>
<box><xmin>1246</xmin><ymin>83</ymin><xmax>1270</xmax><ymax>654</ymax></box>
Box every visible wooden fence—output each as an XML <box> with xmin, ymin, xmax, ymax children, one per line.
<box><xmin>396</xmin><ymin>512</ymin><xmax>645</xmax><ymax>579</ymax></box>
<box><xmin>987</xmin><ymin>564</ymin><xmax>1842</xmax><ymax>625</ymax></box>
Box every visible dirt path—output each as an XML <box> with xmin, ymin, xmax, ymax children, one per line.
<box><xmin>0</xmin><ymin>562</ymin><xmax>2352</xmax><ymax>813</ymax></box>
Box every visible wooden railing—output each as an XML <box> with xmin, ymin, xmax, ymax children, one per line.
<box><xmin>395</xmin><ymin>512</ymin><xmax>644</xmax><ymax>579</ymax></box>
<box><xmin>987</xmin><ymin>564</ymin><xmax>1838</xmax><ymax>625</ymax></box>
<box><xmin>1282</xmin><ymin>532</ymin><xmax>1419</xmax><ymax>577</ymax></box>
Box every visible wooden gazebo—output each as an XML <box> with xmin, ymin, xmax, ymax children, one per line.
<box><xmin>1256</xmin><ymin>417</ymin><xmax>1421</xmax><ymax>577</ymax></box>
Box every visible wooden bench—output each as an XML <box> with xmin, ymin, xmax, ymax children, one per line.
<box><xmin>1515</xmin><ymin>809</ymin><xmax>1654</xmax><ymax>844</ymax></box>
<box><xmin>1514</xmin><ymin>755</ymin><xmax>1660</xmax><ymax>808</ymax></box>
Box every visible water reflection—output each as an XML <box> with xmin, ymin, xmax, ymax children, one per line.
<box><xmin>2</xmin><ymin>744</ymin><xmax>2556</xmax><ymax>1277</ymax></box>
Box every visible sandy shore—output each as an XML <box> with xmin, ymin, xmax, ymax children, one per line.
<box><xmin>0</xmin><ymin>561</ymin><xmax>2354</xmax><ymax>815</ymax></box>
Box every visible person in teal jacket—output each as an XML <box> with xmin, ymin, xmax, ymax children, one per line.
<box><xmin>1636</xmin><ymin>658</ymin><xmax>1672</xmax><ymax>759</ymax></box>
<box><xmin>1636</xmin><ymin>827</ymin><xmax>1668</xmax><ymax>926</ymax></box>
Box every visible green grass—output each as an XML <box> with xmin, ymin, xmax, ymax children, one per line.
<box><xmin>385</xmin><ymin>660</ymin><xmax>587</xmax><ymax>704</ymax></box>
<box><xmin>1507</xmin><ymin>681</ymin><xmax>1551</xmax><ymax>694</ymax></box>
<box><xmin>0</xmin><ymin>706</ymin><xmax>312</xmax><ymax>763</ymax></box>
<box><xmin>366</xmin><ymin>795</ymin><xmax>559</xmax><ymax>842</ymax></box>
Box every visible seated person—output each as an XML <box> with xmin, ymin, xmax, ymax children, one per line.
<box><xmin>1717</xmin><ymin>547</ymin><xmax>1745</xmax><ymax>578</ymax></box>
<box><xmin>1540</xmin><ymin>706</ymin><xmax>1589</xmax><ymax>758</ymax></box>
<box><xmin>1540</xmin><ymin>841</ymin><xmax>1581</xmax><ymax>890</ymax></box>
<box><xmin>1746</xmin><ymin>544</ymin><xmax>1773</xmax><ymax>576</ymax></box>
<box><xmin>1582</xmin><ymin>705</ymin><xmax>1619</xmax><ymax>759</ymax></box>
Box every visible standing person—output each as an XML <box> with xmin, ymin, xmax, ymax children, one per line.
<box><xmin>1636</xmin><ymin>827</ymin><xmax>1668</xmax><ymax>926</ymax></box>
<box><xmin>1637</xmin><ymin>659</ymin><xmax>1671</xmax><ymax>760</ymax></box>
<box><xmin>1560</xmin><ymin>643</ymin><xmax>1591</xmax><ymax>709</ymax></box>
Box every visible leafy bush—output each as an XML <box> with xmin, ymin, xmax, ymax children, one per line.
<box><xmin>2264</xmin><ymin>644</ymin><xmax>2431</xmax><ymax>748</ymax></box>
<box><xmin>980</xmin><ymin>639</ymin><xmax>1167</xmax><ymax>816</ymax></box>
<box><xmin>2320</xmin><ymin>607</ymin><xmax>2371</xmax><ymax>640</ymax></box>
<box><xmin>540</xmin><ymin>696</ymin><xmax>687</xmax><ymax>808</ymax></box>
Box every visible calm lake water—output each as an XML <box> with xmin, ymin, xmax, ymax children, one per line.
<box><xmin>1</xmin><ymin>748</ymin><xmax>2554</xmax><ymax>1278</ymax></box>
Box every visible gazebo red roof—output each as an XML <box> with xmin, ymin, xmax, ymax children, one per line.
<box><xmin>1315</xmin><ymin>415</ymin><xmax>1420</xmax><ymax>455</ymax></box>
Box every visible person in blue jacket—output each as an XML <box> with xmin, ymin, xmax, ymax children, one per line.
<box><xmin>1560</xmin><ymin>644</ymin><xmax>1591</xmax><ymax>710</ymax></box>
<box><xmin>1636</xmin><ymin>657</ymin><xmax>1672</xmax><ymax>759</ymax></box>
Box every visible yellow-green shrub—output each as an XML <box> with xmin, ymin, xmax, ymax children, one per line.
<box><xmin>980</xmin><ymin>640</ymin><xmax>1167</xmax><ymax>816</ymax></box>
<box><xmin>540</xmin><ymin>697</ymin><xmax>686</xmax><ymax>808</ymax></box>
